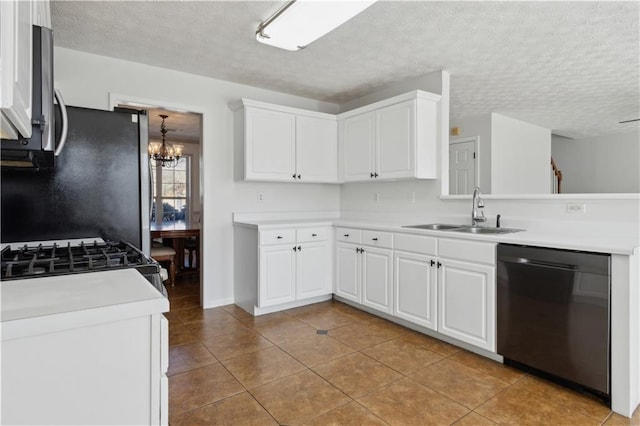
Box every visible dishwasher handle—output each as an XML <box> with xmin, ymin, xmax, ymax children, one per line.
<box><xmin>500</xmin><ymin>256</ymin><xmax>578</xmax><ymax>271</ymax></box>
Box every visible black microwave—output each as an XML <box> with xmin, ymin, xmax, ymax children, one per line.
<box><xmin>1</xmin><ymin>25</ymin><xmax>66</xmax><ymax>171</ymax></box>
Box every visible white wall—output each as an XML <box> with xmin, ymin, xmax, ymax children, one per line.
<box><xmin>449</xmin><ymin>113</ymin><xmax>492</xmax><ymax>192</ymax></box>
<box><xmin>552</xmin><ymin>130</ymin><xmax>640</xmax><ymax>193</ymax></box>
<box><xmin>491</xmin><ymin>113</ymin><xmax>551</xmax><ymax>194</ymax></box>
<box><xmin>54</xmin><ymin>47</ymin><xmax>341</xmax><ymax>308</ymax></box>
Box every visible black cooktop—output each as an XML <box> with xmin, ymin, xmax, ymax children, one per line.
<box><xmin>1</xmin><ymin>240</ymin><xmax>156</xmax><ymax>280</ymax></box>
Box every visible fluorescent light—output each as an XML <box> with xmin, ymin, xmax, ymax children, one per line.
<box><xmin>256</xmin><ymin>0</ymin><xmax>377</xmax><ymax>51</ymax></box>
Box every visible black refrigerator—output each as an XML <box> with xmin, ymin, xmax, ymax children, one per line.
<box><xmin>1</xmin><ymin>106</ymin><xmax>150</xmax><ymax>254</ymax></box>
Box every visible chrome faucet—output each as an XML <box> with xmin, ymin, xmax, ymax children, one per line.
<box><xmin>471</xmin><ymin>187</ymin><xmax>487</xmax><ymax>226</ymax></box>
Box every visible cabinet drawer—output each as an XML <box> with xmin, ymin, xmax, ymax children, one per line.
<box><xmin>362</xmin><ymin>230</ymin><xmax>393</xmax><ymax>248</ymax></box>
<box><xmin>259</xmin><ymin>229</ymin><xmax>296</xmax><ymax>245</ymax></box>
<box><xmin>297</xmin><ymin>227</ymin><xmax>329</xmax><ymax>242</ymax></box>
<box><xmin>336</xmin><ymin>227</ymin><xmax>361</xmax><ymax>244</ymax></box>
<box><xmin>438</xmin><ymin>238</ymin><xmax>496</xmax><ymax>265</ymax></box>
<box><xmin>394</xmin><ymin>233</ymin><xmax>437</xmax><ymax>255</ymax></box>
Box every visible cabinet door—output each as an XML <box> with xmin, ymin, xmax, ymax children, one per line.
<box><xmin>245</xmin><ymin>107</ymin><xmax>296</xmax><ymax>181</ymax></box>
<box><xmin>259</xmin><ymin>245</ymin><xmax>296</xmax><ymax>307</ymax></box>
<box><xmin>376</xmin><ymin>100</ymin><xmax>415</xmax><ymax>179</ymax></box>
<box><xmin>394</xmin><ymin>251</ymin><xmax>437</xmax><ymax>330</ymax></box>
<box><xmin>438</xmin><ymin>259</ymin><xmax>496</xmax><ymax>352</ymax></box>
<box><xmin>296</xmin><ymin>115</ymin><xmax>338</xmax><ymax>183</ymax></box>
<box><xmin>341</xmin><ymin>113</ymin><xmax>375</xmax><ymax>182</ymax></box>
<box><xmin>361</xmin><ymin>246</ymin><xmax>393</xmax><ymax>314</ymax></box>
<box><xmin>0</xmin><ymin>0</ymin><xmax>33</xmax><ymax>139</ymax></box>
<box><xmin>296</xmin><ymin>241</ymin><xmax>331</xmax><ymax>299</ymax></box>
<box><xmin>335</xmin><ymin>243</ymin><xmax>360</xmax><ymax>303</ymax></box>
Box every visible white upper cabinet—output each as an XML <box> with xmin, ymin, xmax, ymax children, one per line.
<box><xmin>245</xmin><ymin>107</ymin><xmax>297</xmax><ymax>181</ymax></box>
<box><xmin>1</xmin><ymin>0</ymin><xmax>33</xmax><ymax>139</ymax></box>
<box><xmin>296</xmin><ymin>115</ymin><xmax>338</xmax><ymax>183</ymax></box>
<box><xmin>237</xmin><ymin>99</ymin><xmax>338</xmax><ymax>183</ymax></box>
<box><xmin>339</xmin><ymin>91</ymin><xmax>441</xmax><ymax>182</ymax></box>
<box><xmin>341</xmin><ymin>112</ymin><xmax>375</xmax><ymax>181</ymax></box>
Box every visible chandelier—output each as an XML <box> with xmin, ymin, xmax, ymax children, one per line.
<box><xmin>148</xmin><ymin>114</ymin><xmax>183</xmax><ymax>167</ymax></box>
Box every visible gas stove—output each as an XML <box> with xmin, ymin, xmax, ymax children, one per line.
<box><xmin>0</xmin><ymin>240</ymin><xmax>166</xmax><ymax>296</ymax></box>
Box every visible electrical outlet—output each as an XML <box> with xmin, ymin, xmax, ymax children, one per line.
<box><xmin>410</xmin><ymin>191</ymin><xmax>416</xmax><ymax>203</ymax></box>
<box><xmin>257</xmin><ymin>192</ymin><xmax>264</xmax><ymax>202</ymax></box>
<box><xmin>566</xmin><ymin>203</ymin><xmax>586</xmax><ymax>214</ymax></box>
<box><xmin>374</xmin><ymin>193</ymin><xmax>380</xmax><ymax>202</ymax></box>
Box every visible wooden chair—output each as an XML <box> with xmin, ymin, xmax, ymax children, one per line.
<box><xmin>151</xmin><ymin>245</ymin><xmax>176</xmax><ymax>287</ymax></box>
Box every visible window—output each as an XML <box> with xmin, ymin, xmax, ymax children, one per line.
<box><xmin>151</xmin><ymin>157</ymin><xmax>190</xmax><ymax>224</ymax></box>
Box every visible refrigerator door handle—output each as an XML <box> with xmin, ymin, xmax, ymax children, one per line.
<box><xmin>54</xmin><ymin>89</ymin><xmax>68</xmax><ymax>156</ymax></box>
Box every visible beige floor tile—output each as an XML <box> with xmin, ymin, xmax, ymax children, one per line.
<box><xmin>296</xmin><ymin>309</ymin><xmax>363</xmax><ymax>330</ymax></box>
<box><xmin>167</xmin><ymin>342</ymin><xmax>217</xmax><ymax>376</ymax></box>
<box><xmin>171</xmin><ymin>392</ymin><xmax>278</xmax><ymax>426</ymax></box>
<box><xmin>240</xmin><ymin>311</ymin><xmax>296</xmax><ymax>328</ymax></box>
<box><xmin>454</xmin><ymin>412</ymin><xmax>497</xmax><ymax>425</ymax></box>
<box><xmin>285</xmin><ymin>300</ymin><xmax>338</xmax><ymax>317</ymax></box>
<box><xmin>303</xmin><ymin>401</ymin><xmax>388</xmax><ymax>426</ymax></box>
<box><xmin>169</xmin><ymin>295</ymin><xmax>201</xmax><ymax>311</ymax></box>
<box><xmin>183</xmin><ymin>316</ymin><xmax>249</xmax><ymax>340</ymax></box>
<box><xmin>511</xmin><ymin>375</ymin><xmax>611</xmax><ymax>422</ymax></box>
<box><xmin>250</xmin><ymin>369</ymin><xmax>351</xmax><ymax>425</ymax></box>
<box><xmin>329</xmin><ymin>321</ymin><xmax>404</xmax><ymax>350</ymax></box>
<box><xmin>411</xmin><ymin>358</ymin><xmax>510</xmax><ymax>409</ymax></box>
<box><xmin>169</xmin><ymin>321</ymin><xmax>198</xmax><ymax>347</ymax></box>
<box><xmin>168</xmin><ymin>363</ymin><xmax>244</xmax><ymax>420</ymax></box>
<box><xmin>221</xmin><ymin>304</ymin><xmax>254</xmax><ymax>321</ymax></box>
<box><xmin>363</xmin><ymin>338</ymin><xmax>443</xmax><ymax>374</ymax></box>
<box><xmin>364</xmin><ymin>316</ymin><xmax>412</xmax><ymax>335</ymax></box>
<box><xmin>475</xmin><ymin>386</ymin><xmax>601</xmax><ymax>426</ymax></box>
<box><xmin>279</xmin><ymin>334</ymin><xmax>356</xmax><ymax>367</ymax></box>
<box><xmin>175</xmin><ymin>306</ymin><xmax>237</xmax><ymax>324</ymax></box>
<box><xmin>253</xmin><ymin>319</ymin><xmax>318</xmax><ymax>345</ymax></box>
<box><xmin>313</xmin><ymin>352</ymin><xmax>403</xmax><ymax>398</ymax></box>
<box><xmin>357</xmin><ymin>377</ymin><xmax>469</xmax><ymax>426</ymax></box>
<box><xmin>221</xmin><ymin>346</ymin><xmax>306</xmax><ymax>389</ymax></box>
<box><xmin>604</xmin><ymin>411</ymin><xmax>640</xmax><ymax>425</ymax></box>
<box><xmin>402</xmin><ymin>331</ymin><xmax>461</xmax><ymax>356</ymax></box>
<box><xmin>201</xmin><ymin>327</ymin><xmax>273</xmax><ymax>360</ymax></box>
<box><xmin>448</xmin><ymin>350</ymin><xmax>524</xmax><ymax>384</ymax></box>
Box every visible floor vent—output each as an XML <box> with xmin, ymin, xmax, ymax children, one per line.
<box><xmin>316</xmin><ymin>330</ymin><xmax>328</xmax><ymax>335</ymax></box>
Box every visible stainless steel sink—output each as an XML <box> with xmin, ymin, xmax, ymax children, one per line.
<box><xmin>451</xmin><ymin>226</ymin><xmax>523</xmax><ymax>234</ymax></box>
<box><xmin>402</xmin><ymin>223</ymin><xmax>466</xmax><ymax>230</ymax></box>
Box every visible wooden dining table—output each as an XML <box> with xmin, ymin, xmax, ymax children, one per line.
<box><xmin>150</xmin><ymin>221</ymin><xmax>200</xmax><ymax>273</ymax></box>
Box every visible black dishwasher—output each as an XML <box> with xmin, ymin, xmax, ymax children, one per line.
<box><xmin>497</xmin><ymin>244</ymin><xmax>611</xmax><ymax>402</ymax></box>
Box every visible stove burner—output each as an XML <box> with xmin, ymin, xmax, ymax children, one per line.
<box><xmin>0</xmin><ymin>240</ymin><xmax>156</xmax><ymax>280</ymax></box>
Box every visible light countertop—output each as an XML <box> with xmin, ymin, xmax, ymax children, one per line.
<box><xmin>1</xmin><ymin>269</ymin><xmax>169</xmax><ymax>340</ymax></box>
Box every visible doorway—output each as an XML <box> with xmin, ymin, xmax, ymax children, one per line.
<box><xmin>449</xmin><ymin>136</ymin><xmax>477</xmax><ymax>195</ymax></box>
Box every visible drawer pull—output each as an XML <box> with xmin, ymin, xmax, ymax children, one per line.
<box><xmin>343</xmin><ymin>234</ymin><xmax>350</xmax><ymax>237</ymax></box>
<box><xmin>372</xmin><ymin>238</ymin><xmax>378</xmax><ymax>241</ymax></box>
<box><xmin>312</xmin><ymin>233</ymin><xmax>317</xmax><ymax>237</ymax></box>
<box><xmin>277</xmin><ymin>236</ymin><xmax>283</xmax><ymax>239</ymax></box>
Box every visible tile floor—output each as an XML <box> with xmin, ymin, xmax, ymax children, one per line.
<box><xmin>166</xmin><ymin>276</ymin><xmax>639</xmax><ymax>425</ymax></box>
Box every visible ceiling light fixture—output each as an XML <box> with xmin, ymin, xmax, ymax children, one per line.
<box><xmin>148</xmin><ymin>114</ymin><xmax>183</xmax><ymax>168</ymax></box>
<box><xmin>256</xmin><ymin>0</ymin><xmax>377</xmax><ymax>51</ymax></box>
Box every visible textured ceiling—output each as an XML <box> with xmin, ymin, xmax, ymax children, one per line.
<box><xmin>52</xmin><ymin>1</ymin><xmax>639</xmax><ymax>139</ymax></box>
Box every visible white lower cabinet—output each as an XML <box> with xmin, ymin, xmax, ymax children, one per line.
<box><xmin>335</xmin><ymin>229</ymin><xmax>394</xmax><ymax>315</ymax></box>
<box><xmin>437</xmin><ymin>258</ymin><xmax>496</xmax><ymax>351</ymax></box>
<box><xmin>259</xmin><ymin>245</ymin><xmax>296</xmax><ymax>307</ymax></box>
<box><xmin>394</xmin><ymin>251</ymin><xmax>437</xmax><ymax>330</ymax></box>
<box><xmin>297</xmin><ymin>241</ymin><xmax>331</xmax><ymax>299</ymax></box>
<box><xmin>361</xmin><ymin>247</ymin><xmax>393</xmax><ymax>314</ymax></box>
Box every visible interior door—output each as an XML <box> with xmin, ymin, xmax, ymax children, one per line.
<box><xmin>449</xmin><ymin>139</ymin><xmax>476</xmax><ymax>195</ymax></box>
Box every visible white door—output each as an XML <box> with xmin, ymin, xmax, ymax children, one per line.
<box><xmin>376</xmin><ymin>101</ymin><xmax>415</xmax><ymax>179</ymax></box>
<box><xmin>361</xmin><ymin>246</ymin><xmax>393</xmax><ymax>314</ymax></box>
<box><xmin>394</xmin><ymin>251</ymin><xmax>437</xmax><ymax>330</ymax></box>
<box><xmin>335</xmin><ymin>243</ymin><xmax>360</xmax><ymax>303</ymax></box>
<box><xmin>259</xmin><ymin>245</ymin><xmax>296</xmax><ymax>307</ymax></box>
<box><xmin>341</xmin><ymin>113</ymin><xmax>375</xmax><ymax>182</ymax></box>
<box><xmin>449</xmin><ymin>139</ymin><xmax>476</xmax><ymax>195</ymax></box>
<box><xmin>245</xmin><ymin>107</ymin><xmax>296</xmax><ymax>181</ymax></box>
<box><xmin>296</xmin><ymin>241</ymin><xmax>331</xmax><ymax>299</ymax></box>
<box><xmin>437</xmin><ymin>259</ymin><xmax>496</xmax><ymax>352</ymax></box>
<box><xmin>0</xmin><ymin>0</ymin><xmax>33</xmax><ymax>139</ymax></box>
<box><xmin>296</xmin><ymin>115</ymin><xmax>338</xmax><ymax>183</ymax></box>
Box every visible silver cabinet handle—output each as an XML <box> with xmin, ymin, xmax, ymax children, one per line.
<box><xmin>54</xmin><ymin>89</ymin><xmax>68</xmax><ymax>156</ymax></box>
